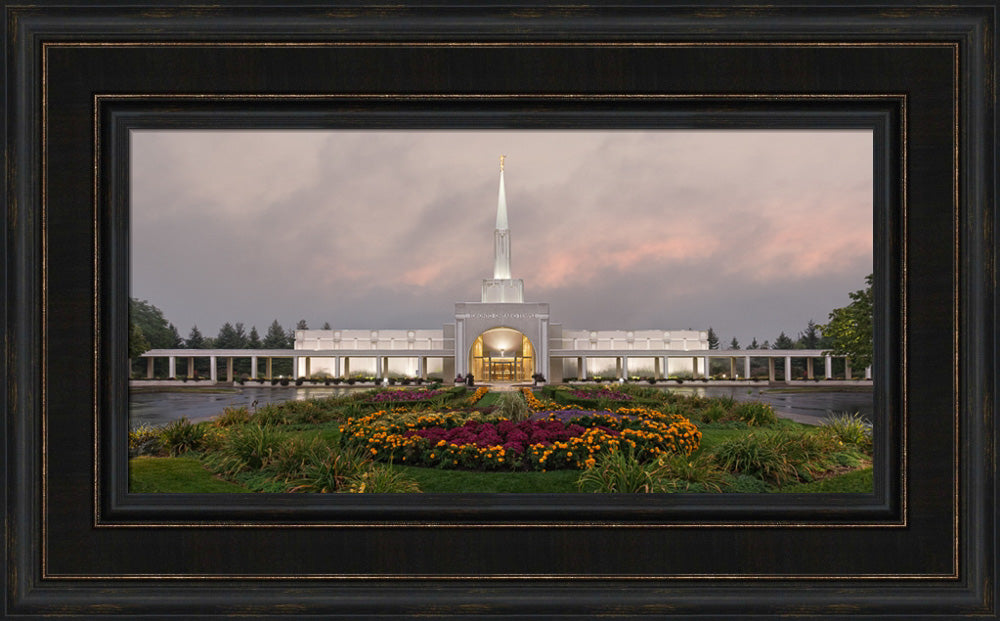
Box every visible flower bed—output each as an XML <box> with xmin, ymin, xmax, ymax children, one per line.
<box><xmin>567</xmin><ymin>387</ymin><xmax>634</xmax><ymax>401</ymax></box>
<box><xmin>340</xmin><ymin>405</ymin><xmax>701</xmax><ymax>471</ymax></box>
<box><xmin>467</xmin><ymin>386</ymin><xmax>489</xmax><ymax>405</ymax></box>
<box><xmin>367</xmin><ymin>389</ymin><xmax>446</xmax><ymax>403</ymax></box>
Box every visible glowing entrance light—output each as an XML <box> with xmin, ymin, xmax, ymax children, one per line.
<box><xmin>470</xmin><ymin>327</ymin><xmax>534</xmax><ymax>382</ymax></box>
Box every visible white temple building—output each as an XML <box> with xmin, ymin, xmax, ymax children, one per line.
<box><xmin>292</xmin><ymin>157</ymin><xmax>709</xmax><ymax>382</ymax></box>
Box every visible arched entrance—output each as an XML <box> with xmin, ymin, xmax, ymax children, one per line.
<box><xmin>469</xmin><ymin>327</ymin><xmax>535</xmax><ymax>382</ymax></box>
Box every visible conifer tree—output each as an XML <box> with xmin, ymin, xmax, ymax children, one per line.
<box><xmin>706</xmin><ymin>326</ymin><xmax>720</xmax><ymax>350</ymax></box>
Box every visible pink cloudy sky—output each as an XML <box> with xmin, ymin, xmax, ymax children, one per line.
<box><xmin>130</xmin><ymin>130</ymin><xmax>872</xmax><ymax>347</ymax></box>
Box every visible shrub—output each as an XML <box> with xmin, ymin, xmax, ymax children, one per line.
<box><xmin>345</xmin><ymin>463</ymin><xmax>422</xmax><ymax>493</ymax></box>
<box><xmin>735</xmin><ymin>401</ymin><xmax>778</xmax><ymax>426</ymax></box>
<box><xmin>699</xmin><ymin>403</ymin><xmax>729</xmax><ymax>424</ymax></box>
<box><xmin>252</xmin><ymin>403</ymin><xmax>290</xmax><ymax>426</ymax></box>
<box><xmin>288</xmin><ymin>444</ymin><xmax>370</xmax><ymax>493</ymax></box>
<box><xmin>712</xmin><ymin>432</ymin><xmax>796</xmax><ymax>486</ymax></box>
<box><xmin>214</xmin><ymin>406</ymin><xmax>251</xmax><ymax>427</ymax></box>
<box><xmin>207</xmin><ymin>423</ymin><xmax>286</xmax><ymax>475</ymax></box>
<box><xmin>821</xmin><ymin>412</ymin><xmax>872</xmax><ymax>453</ymax></box>
<box><xmin>725</xmin><ymin>473</ymin><xmax>771</xmax><ymax>493</ymax></box>
<box><xmin>128</xmin><ymin>424</ymin><xmax>162</xmax><ymax>457</ymax></box>
<box><xmin>576</xmin><ymin>448</ymin><xmax>667</xmax><ymax>493</ymax></box>
<box><xmin>158</xmin><ymin>417</ymin><xmax>206</xmax><ymax>456</ymax></box>
<box><xmin>655</xmin><ymin>452</ymin><xmax>727</xmax><ymax>492</ymax></box>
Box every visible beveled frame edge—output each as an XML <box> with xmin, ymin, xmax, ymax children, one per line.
<box><xmin>5</xmin><ymin>2</ymin><xmax>995</xmax><ymax>618</ymax></box>
<box><xmin>94</xmin><ymin>94</ymin><xmax>904</xmax><ymax>530</ymax></box>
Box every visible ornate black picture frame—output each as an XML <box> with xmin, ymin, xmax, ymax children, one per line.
<box><xmin>4</xmin><ymin>2</ymin><xmax>996</xmax><ymax>618</ymax></box>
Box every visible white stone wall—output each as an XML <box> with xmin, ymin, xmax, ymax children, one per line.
<box><xmin>295</xmin><ymin>329</ymin><xmax>447</xmax><ymax>351</ymax></box>
<box><xmin>293</xmin><ymin>329</ymin><xmax>447</xmax><ymax>377</ymax></box>
<box><xmin>559</xmin><ymin>329</ymin><xmax>709</xmax><ymax>351</ymax></box>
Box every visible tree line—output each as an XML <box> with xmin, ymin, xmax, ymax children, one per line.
<box><xmin>705</xmin><ymin>274</ymin><xmax>873</xmax><ymax>377</ymax></box>
<box><xmin>129</xmin><ymin>298</ymin><xmax>321</xmax><ymax>377</ymax></box>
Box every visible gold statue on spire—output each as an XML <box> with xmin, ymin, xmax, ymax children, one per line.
<box><xmin>499</xmin><ymin>154</ymin><xmax>505</xmax><ymax>172</ymax></box>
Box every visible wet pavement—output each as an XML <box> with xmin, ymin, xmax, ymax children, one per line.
<box><xmin>129</xmin><ymin>384</ymin><xmax>873</xmax><ymax>428</ymax></box>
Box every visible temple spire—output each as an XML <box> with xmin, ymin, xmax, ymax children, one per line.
<box><xmin>482</xmin><ymin>156</ymin><xmax>523</xmax><ymax>302</ymax></box>
<box><xmin>496</xmin><ymin>155</ymin><xmax>508</xmax><ymax>230</ymax></box>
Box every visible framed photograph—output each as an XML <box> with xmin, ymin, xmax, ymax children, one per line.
<box><xmin>4</xmin><ymin>2</ymin><xmax>995</xmax><ymax>618</ymax></box>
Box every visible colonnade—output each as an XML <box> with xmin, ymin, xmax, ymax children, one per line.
<box><xmin>139</xmin><ymin>349</ymin><xmax>444</xmax><ymax>383</ymax></box>
<box><xmin>557</xmin><ymin>350</ymin><xmax>870</xmax><ymax>382</ymax></box>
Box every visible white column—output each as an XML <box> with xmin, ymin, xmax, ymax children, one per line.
<box><xmin>417</xmin><ymin>356</ymin><xmax>425</xmax><ymax>379</ymax></box>
<box><xmin>784</xmin><ymin>356</ymin><xmax>791</xmax><ymax>382</ymax></box>
<box><xmin>146</xmin><ymin>357</ymin><xmax>154</xmax><ymax>379</ymax></box>
<box><xmin>662</xmin><ymin>356</ymin><xmax>669</xmax><ymax>378</ymax></box>
<box><xmin>168</xmin><ymin>356</ymin><xmax>176</xmax><ymax>379</ymax></box>
<box><xmin>226</xmin><ymin>357</ymin><xmax>234</xmax><ymax>382</ymax></box>
<box><xmin>343</xmin><ymin>357</ymin><xmax>350</xmax><ymax>378</ymax></box>
<box><xmin>210</xmin><ymin>356</ymin><xmax>218</xmax><ymax>383</ymax></box>
<box><xmin>654</xmin><ymin>357</ymin><xmax>661</xmax><ymax>379</ymax></box>
<box><xmin>865</xmin><ymin>365</ymin><xmax>872</xmax><ymax>380</ymax></box>
<box><xmin>824</xmin><ymin>355</ymin><xmax>832</xmax><ymax>379</ymax></box>
<box><xmin>729</xmin><ymin>357</ymin><xmax>736</xmax><ymax>379</ymax></box>
<box><xmin>187</xmin><ymin>356</ymin><xmax>194</xmax><ymax>379</ymax></box>
<box><xmin>845</xmin><ymin>358</ymin><xmax>852</xmax><ymax>379</ymax></box>
<box><xmin>806</xmin><ymin>358</ymin><xmax>814</xmax><ymax>380</ymax></box>
<box><xmin>455</xmin><ymin>316</ymin><xmax>466</xmax><ymax>376</ymax></box>
<box><xmin>334</xmin><ymin>356</ymin><xmax>341</xmax><ymax>378</ymax></box>
<box><xmin>375</xmin><ymin>356</ymin><xmax>382</xmax><ymax>378</ymax></box>
<box><xmin>291</xmin><ymin>356</ymin><xmax>298</xmax><ymax>378</ymax></box>
<box><xmin>540</xmin><ymin>316</ymin><xmax>549</xmax><ymax>377</ymax></box>
<box><xmin>580</xmin><ymin>357</ymin><xmax>588</xmax><ymax>380</ymax></box>
<box><xmin>691</xmin><ymin>357</ymin><xmax>698</xmax><ymax>378</ymax></box>
<box><xmin>622</xmin><ymin>356</ymin><xmax>629</xmax><ymax>378</ymax></box>
<box><xmin>305</xmin><ymin>357</ymin><xmax>311</xmax><ymax>377</ymax></box>
<box><xmin>767</xmin><ymin>358</ymin><xmax>775</xmax><ymax>382</ymax></box>
<box><xmin>616</xmin><ymin>357</ymin><xmax>623</xmax><ymax>379</ymax></box>
<box><xmin>251</xmin><ymin>356</ymin><xmax>258</xmax><ymax>378</ymax></box>
<box><xmin>702</xmin><ymin>356</ymin><xmax>709</xmax><ymax>379</ymax></box>
<box><xmin>744</xmin><ymin>356</ymin><xmax>751</xmax><ymax>380</ymax></box>
<box><xmin>266</xmin><ymin>357</ymin><xmax>273</xmax><ymax>380</ymax></box>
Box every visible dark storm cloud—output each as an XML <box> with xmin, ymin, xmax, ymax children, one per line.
<box><xmin>131</xmin><ymin>130</ymin><xmax>872</xmax><ymax>344</ymax></box>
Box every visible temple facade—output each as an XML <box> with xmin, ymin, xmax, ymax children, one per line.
<box><xmin>293</xmin><ymin>158</ymin><xmax>708</xmax><ymax>382</ymax></box>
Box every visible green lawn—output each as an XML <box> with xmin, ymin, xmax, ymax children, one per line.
<box><xmin>129</xmin><ymin>387</ymin><xmax>873</xmax><ymax>494</ymax></box>
<box><xmin>396</xmin><ymin>464</ymin><xmax>581</xmax><ymax>493</ymax></box>
<box><xmin>129</xmin><ymin>455</ymin><xmax>872</xmax><ymax>494</ymax></box>
<box><xmin>778</xmin><ymin>467</ymin><xmax>873</xmax><ymax>493</ymax></box>
<box><xmin>129</xmin><ymin>456</ymin><xmax>248</xmax><ymax>492</ymax></box>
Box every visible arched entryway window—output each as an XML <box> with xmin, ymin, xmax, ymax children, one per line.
<box><xmin>469</xmin><ymin>327</ymin><xmax>535</xmax><ymax>382</ymax></box>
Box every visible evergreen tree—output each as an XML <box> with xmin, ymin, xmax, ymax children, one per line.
<box><xmin>729</xmin><ymin>337</ymin><xmax>740</xmax><ymax>350</ymax></box>
<box><xmin>167</xmin><ymin>323</ymin><xmax>183</xmax><ymax>348</ymax></box>
<box><xmin>797</xmin><ymin>319</ymin><xmax>822</xmax><ymax>349</ymax></box>
<box><xmin>749</xmin><ymin>337</ymin><xmax>760</xmax><ymax>349</ymax></box>
<box><xmin>215</xmin><ymin>322</ymin><xmax>243</xmax><ymax>349</ymax></box>
<box><xmin>773</xmin><ymin>332</ymin><xmax>794</xmax><ymax>349</ymax></box>
<box><xmin>322</xmin><ymin>321</ymin><xmax>331</xmax><ymax>330</ymax></box>
<box><xmin>247</xmin><ymin>326</ymin><xmax>262</xmax><ymax>349</ymax></box>
<box><xmin>233</xmin><ymin>322</ymin><xmax>249</xmax><ymax>348</ymax></box>
<box><xmin>263</xmin><ymin>320</ymin><xmax>289</xmax><ymax>349</ymax></box>
<box><xmin>186</xmin><ymin>325</ymin><xmax>206</xmax><ymax>349</ymax></box>
<box><xmin>706</xmin><ymin>326</ymin><xmax>720</xmax><ymax>350</ymax></box>
<box><xmin>295</xmin><ymin>319</ymin><xmax>309</xmax><ymax>330</ymax></box>
<box><xmin>821</xmin><ymin>274</ymin><xmax>874</xmax><ymax>369</ymax></box>
<box><xmin>761</xmin><ymin>340</ymin><xmax>770</xmax><ymax>349</ymax></box>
